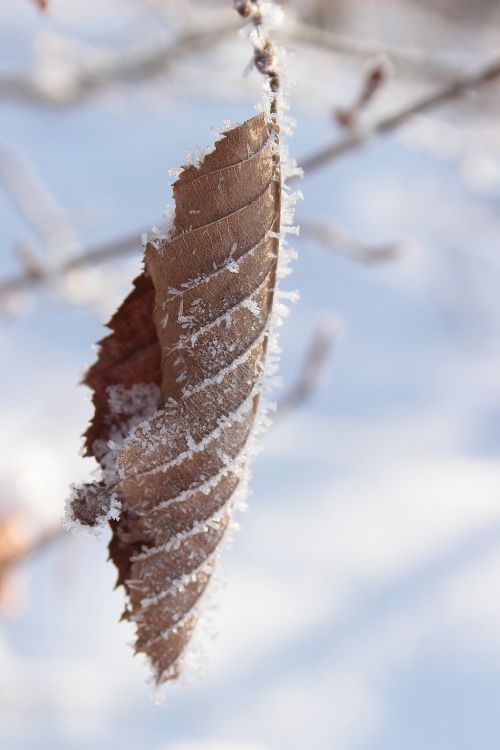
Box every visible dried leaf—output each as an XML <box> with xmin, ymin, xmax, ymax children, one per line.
<box><xmin>68</xmin><ymin>112</ymin><xmax>284</xmax><ymax>684</ymax></box>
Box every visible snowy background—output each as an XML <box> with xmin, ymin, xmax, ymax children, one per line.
<box><xmin>1</xmin><ymin>1</ymin><xmax>500</xmax><ymax>749</ymax></box>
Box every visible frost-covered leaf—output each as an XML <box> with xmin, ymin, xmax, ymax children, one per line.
<box><xmin>68</xmin><ymin>112</ymin><xmax>291</xmax><ymax>684</ymax></box>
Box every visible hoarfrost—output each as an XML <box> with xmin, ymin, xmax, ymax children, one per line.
<box><xmin>64</xmin><ymin>383</ymin><xmax>160</xmax><ymax>532</ymax></box>
<box><xmin>184</xmin><ymin>144</ymin><xmax>211</xmax><ymax>169</ymax></box>
<box><xmin>241</xmin><ymin>298</ymin><xmax>262</xmax><ymax>318</ymax></box>
<box><xmin>63</xmin><ymin>484</ymin><xmax>121</xmax><ymax>537</ymax></box>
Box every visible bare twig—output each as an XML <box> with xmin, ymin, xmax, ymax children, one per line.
<box><xmin>296</xmin><ymin>55</ymin><xmax>500</xmax><ymax>178</ymax></box>
<box><xmin>335</xmin><ymin>57</ymin><xmax>391</xmax><ymax>131</ymax></box>
<box><xmin>275</xmin><ymin>315</ymin><xmax>340</xmax><ymax>421</ymax></box>
<box><xmin>301</xmin><ymin>222</ymin><xmax>402</xmax><ymax>264</ymax></box>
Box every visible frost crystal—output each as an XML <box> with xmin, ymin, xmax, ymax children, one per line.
<box><xmin>63</xmin><ymin>484</ymin><xmax>121</xmax><ymax>537</ymax></box>
<box><xmin>65</xmin><ymin>383</ymin><xmax>160</xmax><ymax>533</ymax></box>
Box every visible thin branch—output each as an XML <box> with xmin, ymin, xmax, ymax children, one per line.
<box><xmin>0</xmin><ymin>229</ymin><xmax>142</xmax><ymax>298</ymax></box>
<box><xmin>301</xmin><ymin>222</ymin><xmax>402</xmax><ymax>264</ymax></box>
<box><xmin>15</xmin><ymin>525</ymin><xmax>64</xmax><ymax>565</ymax></box>
<box><xmin>15</xmin><ymin>242</ymin><xmax>48</xmax><ymax>280</ymax></box>
<box><xmin>275</xmin><ymin>315</ymin><xmax>340</xmax><ymax>421</ymax></box>
<box><xmin>0</xmin><ymin>213</ymin><xmax>400</xmax><ymax>300</ymax></box>
<box><xmin>0</xmin><ymin>521</ymin><xmax>63</xmax><ymax>584</ymax></box>
<box><xmin>296</xmin><ymin>55</ymin><xmax>500</xmax><ymax>178</ymax></box>
<box><xmin>334</xmin><ymin>57</ymin><xmax>391</xmax><ymax>131</ymax></box>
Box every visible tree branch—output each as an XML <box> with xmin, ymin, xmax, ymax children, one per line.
<box><xmin>1</xmin><ymin>57</ymin><xmax>499</xmax><ymax>301</ymax></box>
<box><xmin>296</xmin><ymin>55</ymin><xmax>500</xmax><ymax>178</ymax></box>
<box><xmin>0</xmin><ymin>230</ymin><xmax>142</xmax><ymax>300</ymax></box>
<box><xmin>275</xmin><ymin>315</ymin><xmax>340</xmax><ymax>421</ymax></box>
<box><xmin>0</xmin><ymin>519</ymin><xmax>63</xmax><ymax>595</ymax></box>
<box><xmin>301</xmin><ymin>221</ymin><xmax>402</xmax><ymax>264</ymax></box>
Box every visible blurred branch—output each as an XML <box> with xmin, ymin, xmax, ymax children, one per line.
<box><xmin>15</xmin><ymin>242</ymin><xmax>48</xmax><ymax>281</ymax></box>
<box><xmin>275</xmin><ymin>315</ymin><xmax>340</xmax><ymax>421</ymax></box>
<box><xmin>0</xmin><ymin>140</ymin><xmax>79</xmax><ymax>260</ymax></box>
<box><xmin>301</xmin><ymin>222</ymin><xmax>402</xmax><ymax>264</ymax></box>
<box><xmin>334</xmin><ymin>57</ymin><xmax>391</xmax><ymax>131</ymax></box>
<box><xmin>11</xmin><ymin>524</ymin><xmax>63</xmax><ymax>566</ymax></box>
<box><xmin>297</xmin><ymin>55</ymin><xmax>500</xmax><ymax>177</ymax></box>
<box><xmin>2</xmin><ymin>56</ymin><xmax>500</xmax><ymax>301</ymax></box>
<box><xmin>0</xmin><ymin>230</ymin><xmax>141</xmax><ymax>299</ymax></box>
<box><xmin>0</xmin><ymin>13</ymin><xmax>242</xmax><ymax>107</ymax></box>
<box><xmin>0</xmin><ymin>215</ymin><xmax>400</xmax><ymax>301</ymax></box>
<box><xmin>0</xmin><ymin>517</ymin><xmax>63</xmax><ymax>612</ymax></box>
<box><xmin>280</xmin><ymin>18</ymin><xmax>462</xmax><ymax>81</ymax></box>
<box><xmin>0</xmin><ymin>11</ymin><xmax>472</xmax><ymax>108</ymax></box>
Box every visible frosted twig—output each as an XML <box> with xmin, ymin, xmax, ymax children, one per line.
<box><xmin>234</xmin><ymin>0</ymin><xmax>280</xmax><ymax>99</ymax></box>
<box><xmin>301</xmin><ymin>222</ymin><xmax>402</xmax><ymax>265</ymax></box>
<box><xmin>275</xmin><ymin>315</ymin><xmax>339</xmax><ymax>421</ymax></box>
<box><xmin>296</xmin><ymin>55</ymin><xmax>500</xmax><ymax>178</ymax></box>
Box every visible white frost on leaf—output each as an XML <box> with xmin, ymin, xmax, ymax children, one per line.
<box><xmin>63</xmin><ymin>485</ymin><xmax>121</xmax><ymax>537</ymax></box>
<box><xmin>64</xmin><ymin>383</ymin><xmax>160</xmax><ymax>532</ymax></box>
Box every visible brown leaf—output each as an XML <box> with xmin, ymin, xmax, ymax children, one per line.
<box><xmin>83</xmin><ymin>272</ymin><xmax>161</xmax><ymax>461</ymax></box>
<box><xmin>70</xmin><ymin>113</ymin><xmax>282</xmax><ymax>684</ymax></box>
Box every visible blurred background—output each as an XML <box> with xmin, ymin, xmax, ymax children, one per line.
<box><xmin>1</xmin><ymin>0</ymin><xmax>500</xmax><ymax>748</ymax></box>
